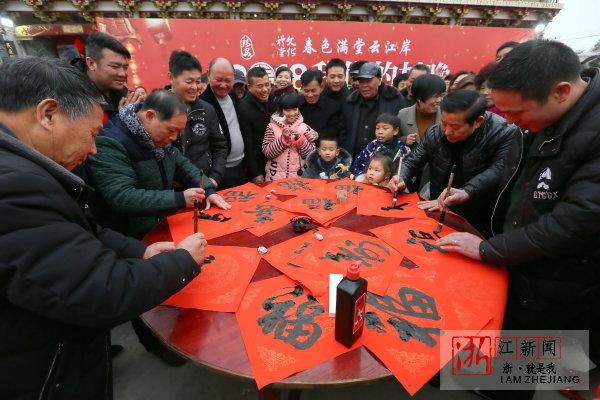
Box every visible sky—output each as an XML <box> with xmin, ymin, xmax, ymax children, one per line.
<box><xmin>543</xmin><ymin>0</ymin><xmax>599</xmax><ymax>53</ymax></box>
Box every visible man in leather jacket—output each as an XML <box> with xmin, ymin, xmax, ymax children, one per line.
<box><xmin>434</xmin><ymin>41</ymin><xmax>600</xmax><ymax>399</ymax></box>
<box><xmin>396</xmin><ymin>90</ymin><xmax>516</xmax><ymax>237</ymax></box>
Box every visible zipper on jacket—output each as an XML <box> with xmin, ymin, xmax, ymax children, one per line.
<box><xmin>157</xmin><ymin>159</ymin><xmax>169</xmax><ymax>189</ymax></box>
<box><xmin>490</xmin><ymin>128</ymin><xmax>525</xmax><ymax>236</ymax></box>
<box><xmin>38</xmin><ymin>341</ymin><xmax>64</xmax><ymax>400</ymax></box>
<box><xmin>538</xmin><ymin>136</ymin><xmax>558</xmax><ymax>153</ymax></box>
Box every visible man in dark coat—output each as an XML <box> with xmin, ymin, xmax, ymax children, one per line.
<box><xmin>0</xmin><ymin>57</ymin><xmax>206</xmax><ymax>400</ymax></box>
<box><xmin>71</xmin><ymin>31</ymin><xmax>143</xmax><ymax>123</ymax></box>
<box><xmin>200</xmin><ymin>57</ymin><xmax>251</xmax><ymax>188</ymax></box>
<box><xmin>341</xmin><ymin>62</ymin><xmax>408</xmax><ymax>157</ymax></box>
<box><xmin>396</xmin><ymin>90</ymin><xmax>516</xmax><ymax>237</ymax></box>
<box><xmin>322</xmin><ymin>57</ymin><xmax>350</xmax><ymax>107</ymax></box>
<box><xmin>238</xmin><ymin>66</ymin><xmax>277</xmax><ymax>183</ymax></box>
<box><xmin>298</xmin><ymin>69</ymin><xmax>344</xmax><ymax>140</ymax></box>
<box><xmin>434</xmin><ymin>41</ymin><xmax>600</xmax><ymax>398</ymax></box>
<box><xmin>167</xmin><ymin>50</ymin><xmax>228</xmax><ymax>187</ymax></box>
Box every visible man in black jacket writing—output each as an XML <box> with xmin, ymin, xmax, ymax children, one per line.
<box><xmin>394</xmin><ymin>90</ymin><xmax>516</xmax><ymax>237</ymax></box>
<box><xmin>434</xmin><ymin>40</ymin><xmax>600</xmax><ymax>398</ymax></box>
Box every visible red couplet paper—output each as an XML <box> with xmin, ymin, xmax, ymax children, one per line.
<box><xmin>291</xmin><ymin>227</ymin><xmax>404</xmax><ymax>297</ymax></box>
<box><xmin>162</xmin><ymin>245</ymin><xmax>261</xmax><ymax>312</ymax></box>
<box><xmin>279</xmin><ymin>193</ymin><xmax>356</xmax><ymax>226</ymax></box>
<box><xmin>167</xmin><ymin>207</ymin><xmax>253</xmax><ymax>243</ymax></box>
<box><xmin>261</xmin><ymin>228</ymin><xmax>349</xmax><ymax>297</ymax></box>
<box><xmin>236</xmin><ymin>275</ymin><xmax>359</xmax><ymax>389</ymax></box>
<box><xmin>375</xmin><ymin>218</ymin><xmax>509</xmax><ymax>336</ymax></box>
<box><xmin>356</xmin><ymin>190</ymin><xmax>425</xmax><ymax>220</ymax></box>
<box><xmin>362</xmin><ymin>274</ymin><xmax>494</xmax><ymax>396</ymax></box>
<box><xmin>218</xmin><ymin>182</ymin><xmax>271</xmax><ymax>207</ymax></box>
<box><xmin>266</xmin><ymin>177</ymin><xmax>324</xmax><ymax>196</ymax></box>
<box><xmin>244</xmin><ymin>201</ymin><xmax>296</xmax><ymax>237</ymax></box>
<box><xmin>369</xmin><ymin>218</ymin><xmax>471</xmax><ymax>270</ymax></box>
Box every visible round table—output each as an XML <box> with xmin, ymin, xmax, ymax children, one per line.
<box><xmin>143</xmin><ymin>207</ymin><xmax>485</xmax><ymax>399</ymax></box>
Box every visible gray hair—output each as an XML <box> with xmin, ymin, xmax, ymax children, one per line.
<box><xmin>0</xmin><ymin>56</ymin><xmax>106</xmax><ymax>120</ymax></box>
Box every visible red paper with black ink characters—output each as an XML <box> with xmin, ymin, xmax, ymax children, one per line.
<box><xmin>236</xmin><ymin>275</ymin><xmax>359</xmax><ymax>389</ymax></box>
<box><xmin>362</xmin><ymin>273</ymin><xmax>496</xmax><ymax>396</ymax></box>
<box><xmin>162</xmin><ymin>245</ymin><xmax>261</xmax><ymax>312</ymax></box>
<box><xmin>260</xmin><ymin>228</ymin><xmax>349</xmax><ymax>296</ymax></box>
<box><xmin>244</xmin><ymin>201</ymin><xmax>296</xmax><ymax>237</ymax></box>
<box><xmin>266</xmin><ymin>177</ymin><xmax>323</xmax><ymax>196</ymax></box>
<box><xmin>356</xmin><ymin>190</ymin><xmax>425</xmax><ymax>220</ymax></box>
<box><xmin>167</xmin><ymin>207</ymin><xmax>253</xmax><ymax>242</ymax></box>
<box><xmin>290</xmin><ymin>227</ymin><xmax>404</xmax><ymax>297</ymax></box>
<box><xmin>217</xmin><ymin>182</ymin><xmax>271</xmax><ymax>207</ymax></box>
<box><xmin>278</xmin><ymin>192</ymin><xmax>356</xmax><ymax>225</ymax></box>
<box><xmin>369</xmin><ymin>218</ymin><xmax>474</xmax><ymax>270</ymax></box>
<box><xmin>385</xmin><ymin>220</ymin><xmax>509</xmax><ymax>336</ymax></box>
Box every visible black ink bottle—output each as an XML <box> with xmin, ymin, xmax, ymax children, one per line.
<box><xmin>335</xmin><ymin>262</ymin><xmax>368</xmax><ymax>347</ymax></box>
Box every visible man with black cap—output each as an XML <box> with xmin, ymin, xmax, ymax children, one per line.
<box><xmin>347</xmin><ymin>60</ymin><xmax>367</xmax><ymax>92</ymax></box>
<box><xmin>233</xmin><ymin>69</ymin><xmax>247</xmax><ymax>99</ymax></box>
<box><xmin>342</xmin><ymin>62</ymin><xmax>407</xmax><ymax>157</ymax></box>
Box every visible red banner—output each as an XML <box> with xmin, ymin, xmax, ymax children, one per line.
<box><xmin>96</xmin><ymin>18</ymin><xmax>533</xmax><ymax>90</ymax></box>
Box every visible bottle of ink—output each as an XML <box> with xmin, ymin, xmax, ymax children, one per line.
<box><xmin>335</xmin><ymin>262</ymin><xmax>368</xmax><ymax>347</ymax></box>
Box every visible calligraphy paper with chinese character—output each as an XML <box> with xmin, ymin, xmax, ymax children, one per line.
<box><xmin>369</xmin><ymin>218</ymin><xmax>470</xmax><ymax>270</ymax></box>
<box><xmin>291</xmin><ymin>227</ymin><xmax>404</xmax><ymax>297</ymax></box>
<box><xmin>236</xmin><ymin>275</ymin><xmax>359</xmax><ymax>389</ymax></box>
<box><xmin>167</xmin><ymin>207</ymin><xmax>253</xmax><ymax>243</ymax></box>
<box><xmin>356</xmin><ymin>190</ymin><xmax>425</xmax><ymax>219</ymax></box>
<box><xmin>362</xmin><ymin>274</ymin><xmax>494</xmax><ymax>396</ymax></box>
<box><xmin>162</xmin><ymin>245</ymin><xmax>261</xmax><ymax>312</ymax></box>
<box><xmin>267</xmin><ymin>177</ymin><xmax>323</xmax><ymax>196</ymax></box>
<box><xmin>261</xmin><ymin>228</ymin><xmax>349</xmax><ymax>296</ymax></box>
<box><xmin>218</xmin><ymin>182</ymin><xmax>271</xmax><ymax>208</ymax></box>
<box><xmin>371</xmin><ymin>218</ymin><xmax>509</xmax><ymax>333</ymax></box>
<box><xmin>279</xmin><ymin>193</ymin><xmax>356</xmax><ymax>225</ymax></box>
<box><xmin>244</xmin><ymin>201</ymin><xmax>295</xmax><ymax>237</ymax></box>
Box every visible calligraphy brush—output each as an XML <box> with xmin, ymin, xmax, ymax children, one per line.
<box><xmin>391</xmin><ymin>155</ymin><xmax>404</xmax><ymax>208</ymax></box>
<box><xmin>434</xmin><ymin>164</ymin><xmax>456</xmax><ymax>235</ymax></box>
<box><xmin>193</xmin><ymin>199</ymin><xmax>198</xmax><ymax>234</ymax></box>
<box><xmin>193</xmin><ymin>174</ymin><xmax>205</xmax><ymax>234</ymax></box>
<box><xmin>199</xmin><ymin>174</ymin><xmax>205</xmax><ymax>210</ymax></box>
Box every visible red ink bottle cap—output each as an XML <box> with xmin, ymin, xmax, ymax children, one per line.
<box><xmin>346</xmin><ymin>262</ymin><xmax>361</xmax><ymax>280</ymax></box>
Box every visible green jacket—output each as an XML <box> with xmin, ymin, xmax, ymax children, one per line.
<box><xmin>87</xmin><ymin>117</ymin><xmax>214</xmax><ymax>239</ymax></box>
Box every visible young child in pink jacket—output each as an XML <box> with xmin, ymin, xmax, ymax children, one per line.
<box><xmin>262</xmin><ymin>94</ymin><xmax>318</xmax><ymax>181</ymax></box>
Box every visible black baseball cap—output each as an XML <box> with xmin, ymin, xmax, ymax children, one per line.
<box><xmin>349</xmin><ymin>60</ymin><xmax>367</xmax><ymax>76</ymax></box>
<box><xmin>356</xmin><ymin>62</ymin><xmax>382</xmax><ymax>79</ymax></box>
<box><xmin>234</xmin><ymin>69</ymin><xmax>246</xmax><ymax>85</ymax></box>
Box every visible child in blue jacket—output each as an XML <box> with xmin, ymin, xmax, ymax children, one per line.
<box><xmin>350</xmin><ymin>113</ymin><xmax>409</xmax><ymax>177</ymax></box>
